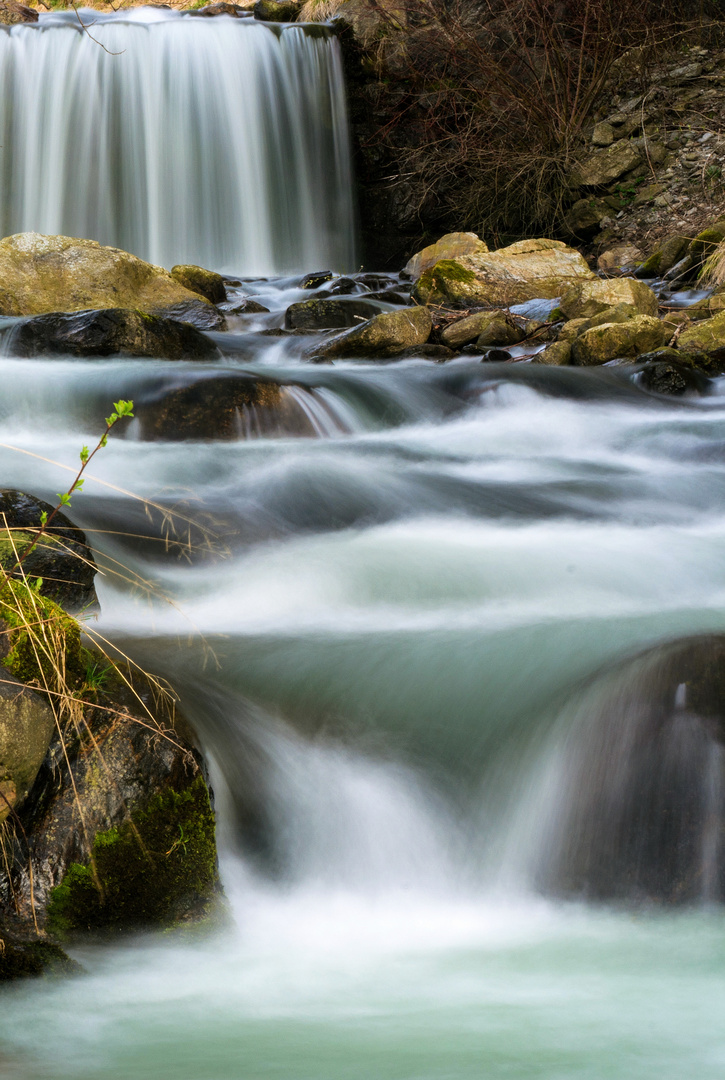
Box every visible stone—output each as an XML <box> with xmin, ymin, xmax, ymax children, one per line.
<box><xmin>0</xmin><ymin>924</ymin><xmax>76</xmax><ymax>981</ymax></box>
<box><xmin>597</xmin><ymin>245</ymin><xmax>643</xmax><ymax>273</ymax></box>
<box><xmin>639</xmin><ymin>360</ymin><xmax>708</xmax><ymax>395</ymax></box>
<box><xmin>571</xmin><ymin>140</ymin><xmax>643</xmax><ymax>188</ymax></box>
<box><xmin>564</xmin><ymin>198</ymin><xmax>611</xmax><ymax>236</ymax></box>
<box><xmin>229</xmin><ymin>299</ymin><xmax>270</xmax><ymax>314</ymax></box>
<box><xmin>0</xmin><ymin>490</ymin><xmax>97</xmax><ymax>614</ymax></box>
<box><xmin>631</xmin><ymin>183</ymin><xmax>663</xmax><ymax>208</ymax></box>
<box><xmin>155</xmin><ymin>300</ymin><xmax>227</xmax><ymax>331</ymax></box>
<box><xmin>0</xmin><ymin>669</ymin><xmax>54</xmax><ymax>823</ymax></box>
<box><xmin>559</xmin><ymin>278</ymin><xmax>659</xmax><ymax>320</ymax></box>
<box><xmin>536</xmin><ymin>341</ymin><xmax>572</xmax><ymax>366</ymax></box>
<box><xmin>681</xmin><ymin>291</ymin><xmax>725</xmax><ymax>321</ymax></box>
<box><xmin>403</xmin><ymin>232</ymin><xmax>489</xmax><ymax>279</ymax></box>
<box><xmin>412</xmin><ymin>240</ymin><xmax>594</xmax><ymax>308</ymax></box>
<box><xmin>0</xmin><ymin>234</ymin><xmax>213</xmax><ymax>318</ymax></box>
<box><xmin>439</xmin><ymin>310</ymin><xmax>502</xmax><ymax>348</ymax></box>
<box><xmin>592</xmin><ymin>122</ymin><xmax>615</xmax><ymax>147</ymax></box>
<box><xmin>635</xmin><ymin>235</ymin><xmax>689</xmax><ymax>278</ymax></box>
<box><xmin>0</xmin><ymin>0</ymin><xmax>37</xmax><ymax>23</ymax></box>
<box><xmin>300</xmin><ymin>271</ymin><xmax>333</xmax><ymax>289</ymax></box>
<box><xmin>571</xmin><ymin>315</ymin><xmax>669</xmax><ymax>365</ymax></box>
<box><xmin>7</xmin><ymin>309</ymin><xmax>220</xmax><ymax>361</ymax></box>
<box><xmin>679</xmin><ymin>311</ymin><xmax>725</xmax><ymax>355</ymax></box>
<box><xmin>253</xmin><ymin>0</ymin><xmax>299</xmax><ymax>19</ymax></box>
<box><xmin>284</xmin><ymin>298</ymin><xmax>380</xmax><ymax>331</ymax></box>
<box><xmin>688</xmin><ymin>227</ymin><xmax>725</xmax><ymax>259</ymax></box>
<box><xmin>308</xmin><ymin>306</ymin><xmax>432</xmax><ymax>360</ymax></box>
<box><xmin>474</xmin><ymin>312</ymin><xmax>525</xmax><ymax>349</ymax></box>
<box><xmin>396</xmin><ymin>344</ymin><xmax>453</xmax><ymax>360</ymax></box>
<box><xmin>188</xmin><ymin>2</ymin><xmax>248</xmax><ymax>14</ymax></box>
<box><xmin>170</xmin><ymin>264</ymin><xmax>226</xmax><ymax>304</ymax></box>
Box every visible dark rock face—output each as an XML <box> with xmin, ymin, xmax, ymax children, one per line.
<box><xmin>170</xmin><ymin>264</ymin><xmax>227</xmax><ymax>304</ymax></box>
<box><xmin>7</xmin><ymin>309</ymin><xmax>220</xmax><ymax>361</ymax></box>
<box><xmin>188</xmin><ymin>2</ymin><xmax>247</xmax><ymax>15</ymax></box>
<box><xmin>152</xmin><ymin>299</ymin><xmax>227</xmax><ymax>331</ymax></box>
<box><xmin>0</xmin><ymin>490</ymin><xmax>97</xmax><ymax>613</ymax></box>
<box><xmin>136</xmin><ymin>374</ymin><xmax>286</xmax><ymax>440</ymax></box>
<box><xmin>639</xmin><ymin>359</ymin><xmax>709</xmax><ymax>396</ymax></box>
<box><xmin>284</xmin><ymin>298</ymin><xmax>380</xmax><ymax>330</ymax></box>
<box><xmin>300</xmin><ymin>271</ymin><xmax>334</xmax><ymax>289</ymax></box>
<box><xmin>0</xmin><ymin>922</ymin><xmax>76</xmax><ymax>982</ymax></box>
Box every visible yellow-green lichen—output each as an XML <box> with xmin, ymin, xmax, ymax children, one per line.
<box><xmin>0</xmin><ymin>579</ymin><xmax>86</xmax><ymax>691</ymax></box>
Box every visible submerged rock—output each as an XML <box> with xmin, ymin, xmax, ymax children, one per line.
<box><xmin>411</xmin><ymin>240</ymin><xmax>594</xmax><ymax>308</ymax></box>
<box><xmin>571</xmin><ymin>315</ymin><xmax>669</xmax><ymax>365</ymax></box>
<box><xmin>284</xmin><ymin>298</ymin><xmax>380</xmax><ymax>331</ymax></box>
<box><xmin>0</xmin><ymin>233</ymin><xmax>212</xmax><ymax>318</ymax></box>
<box><xmin>7</xmin><ymin>308</ymin><xmax>220</xmax><ymax>361</ymax></box>
<box><xmin>559</xmin><ymin>278</ymin><xmax>659</xmax><ymax>320</ymax></box>
<box><xmin>136</xmin><ymin>374</ymin><xmax>294</xmax><ymax>440</ymax></box>
<box><xmin>403</xmin><ymin>232</ymin><xmax>489</xmax><ymax>279</ymax></box>
<box><xmin>170</xmin><ymin>264</ymin><xmax>227</xmax><ymax>304</ymax></box>
<box><xmin>309</xmin><ymin>306</ymin><xmax>432</xmax><ymax>360</ymax></box>
<box><xmin>639</xmin><ymin>359</ymin><xmax>708</xmax><ymax>396</ymax></box>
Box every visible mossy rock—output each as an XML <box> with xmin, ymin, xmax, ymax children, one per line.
<box><xmin>0</xmin><ymin>579</ymin><xmax>87</xmax><ymax>692</ymax></box>
<box><xmin>689</xmin><ymin>228</ymin><xmax>725</xmax><ymax>258</ymax></box>
<box><xmin>47</xmin><ymin>773</ymin><xmax>218</xmax><ymax>936</ymax></box>
<box><xmin>170</xmin><ymin>265</ymin><xmax>226</xmax><ymax>305</ymax></box>
<box><xmin>0</xmin><ymin>929</ymin><xmax>76</xmax><ymax>981</ymax></box>
<box><xmin>571</xmin><ymin>315</ymin><xmax>669</xmax><ymax>366</ymax></box>
<box><xmin>412</xmin><ymin>259</ymin><xmax>476</xmax><ymax>305</ymax></box>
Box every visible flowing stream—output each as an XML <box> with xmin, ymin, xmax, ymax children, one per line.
<box><xmin>1</xmin><ymin>10</ymin><xmax>725</xmax><ymax>1080</ymax></box>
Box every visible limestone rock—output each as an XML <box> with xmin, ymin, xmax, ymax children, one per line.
<box><xmin>571</xmin><ymin>315</ymin><xmax>669</xmax><ymax>365</ymax></box>
<box><xmin>404</xmin><ymin>232</ymin><xmax>489</xmax><ymax>279</ymax></box>
<box><xmin>679</xmin><ymin>311</ymin><xmax>725</xmax><ymax>355</ymax></box>
<box><xmin>0</xmin><ymin>234</ymin><xmax>211</xmax><ymax>318</ymax></box>
<box><xmin>0</xmin><ymin>0</ymin><xmax>37</xmax><ymax>23</ymax></box>
<box><xmin>0</xmin><ymin>669</ymin><xmax>54</xmax><ymax>824</ymax></box>
<box><xmin>560</xmin><ymin>278</ymin><xmax>658</xmax><ymax>320</ymax></box>
<box><xmin>7</xmin><ymin>309</ymin><xmax>220</xmax><ymax>361</ymax></box>
<box><xmin>188</xmin><ymin>2</ymin><xmax>249</xmax><ymax>15</ymax></box>
<box><xmin>571</xmin><ymin>140</ymin><xmax>643</xmax><ymax>188</ymax></box>
<box><xmin>412</xmin><ymin>240</ymin><xmax>594</xmax><ymax>308</ymax></box>
<box><xmin>170</xmin><ymin>264</ymin><xmax>226</xmax><ymax>304</ymax></box>
<box><xmin>285</xmin><ymin>298</ymin><xmax>380</xmax><ymax>331</ymax></box>
<box><xmin>309</xmin><ymin>306</ymin><xmax>432</xmax><ymax>360</ymax></box>
<box><xmin>440</xmin><ymin>310</ymin><xmax>505</xmax><ymax>348</ymax></box>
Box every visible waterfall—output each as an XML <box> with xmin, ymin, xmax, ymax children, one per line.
<box><xmin>0</xmin><ymin>9</ymin><xmax>356</xmax><ymax>274</ymax></box>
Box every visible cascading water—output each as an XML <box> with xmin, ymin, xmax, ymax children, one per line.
<box><xmin>0</xmin><ymin>9</ymin><xmax>356</xmax><ymax>273</ymax></box>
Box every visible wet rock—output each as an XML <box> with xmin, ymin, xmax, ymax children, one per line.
<box><xmin>308</xmin><ymin>306</ymin><xmax>432</xmax><ymax>360</ymax></box>
<box><xmin>253</xmin><ymin>0</ymin><xmax>299</xmax><ymax>19</ymax></box>
<box><xmin>0</xmin><ymin>489</ymin><xmax>97</xmax><ymax>613</ymax></box>
<box><xmin>412</xmin><ymin>240</ymin><xmax>594</xmax><ymax>308</ymax></box>
<box><xmin>7</xmin><ymin>309</ymin><xmax>220</xmax><ymax>361</ymax></box>
<box><xmin>571</xmin><ymin>315</ymin><xmax>669</xmax><ymax>365</ymax></box>
<box><xmin>0</xmin><ymin>233</ymin><xmax>211</xmax><ymax>318</ymax></box>
<box><xmin>639</xmin><ymin>359</ymin><xmax>708</xmax><ymax>395</ymax></box>
<box><xmin>0</xmin><ymin>0</ymin><xmax>37</xmax><ymax>23</ymax></box>
<box><xmin>284</xmin><ymin>298</ymin><xmax>380</xmax><ymax>331</ymax></box>
<box><xmin>301</xmin><ymin>271</ymin><xmax>333</xmax><ymax>289</ymax></box>
<box><xmin>679</xmin><ymin>291</ymin><xmax>725</xmax><ymax>322</ymax></box>
<box><xmin>679</xmin><ymin>310</ymin><xmax>725</xmax><ymax>355</ymax></box>
<box><xmin>188</xmin><ymin>2</ymin><xmax>248</xmax><ymax>14</ymax></box>
<box><xmin>475</xmin><ymin>312</ymin><xmax>525</xmax><ymax>349</ymax></box>
<box><xmin>228</xmin><ymin>299</ymin><xmax>270</xmax><ymax>315</ymax></box>
<box><xmin>403</xmin><ymin>232</ymin><xmax>489</xmax><ymax>279</ymax></box>
<box><xmin>136</xmin><ymin>374</ymin><xmax>296</xmax><ymax>440</ymax></box>
<box><xmin>480</xmin><ymin>348</ymin><xmax>512</xmax><ymax>363</ymax></box>
<box><xmin>0</xmin><ymin>669</ymin><xmax>54</xmax><ymax>824</ymax></box>
<box><xmin>536</xmin><ymin>340</ymin><xmax>572</xmax><ymax>366</ymax></box>
<box><xmin>560</xmin><ymin>278</ymin><xmax>659</xmax><ymax>320</ymax></box>
<box><xmin>0</xmin><ymin>923</ymin><xmax>76</xmax><ymax>982</ymax></box>
<box><xmin>396</xmin><ymin>344</ymin><xmax>453</xmax><ymax>360</ymax></box>
<box><xmin>170</xmin><ymin>264</ymin><xmax>227</xmax><ymax>304</ymax></box>
<box><xmin>571</xmin><ymin>140</ymin><xmax>643</xmax><ymax>187</ymax></box>
<box><xmin>150</xmin><ymin>299</ymin><xmax>227</xmax><ymax>331</ymax></box>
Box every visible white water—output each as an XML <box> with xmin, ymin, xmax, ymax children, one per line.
<box><xmin>0</xmin><ymin>10</ymin><xmax>355</xmax><ymax>273</ymax></box>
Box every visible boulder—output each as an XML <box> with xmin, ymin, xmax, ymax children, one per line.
<box><xmin>639</xmin><ymin>360</ymin><xmax>708</xmax><ymax>396</ymax></box>
<box><xmin>536</xmin><ymin>341</ymin><xmax>572</xmax><ymax>366</ymax></box>
<box><xmin>635</xmin><ymin>235</ymin><xmax>690</xmax><ymax>279</ymax></box>
<box><xmin>7</xmin><ymin>309</ymin><xmax>220</xmax><ymax>361</ymax></box>
<box><xmin>559</xmin><ymin>302</ymin><xmax>640</xmax><ymax>342</ymax></box>
<box><xmin>0</xmin><ymin>0</ymin><xmax>37</xmax><ymax>23</ymax></box>
<box><xmin>229</xmin><ymin>298</ymin><xmax>270</xmax><ymax>314</ymax></box>
<box><xmin>188</xmin><ymin>2</ymin><xmax>249</xmax><ymax>14</ymax></box>
<box><xmin>0</xmin><ymin>490</ymin><xmax>97</xmax><ymax>613</ymax></box>
<box><xmin>591</xmin><ymin>122</ymin><xmax>615</xmax><ymax>147</ymax></box>
<box><xmin>678</xmin><ymin>311</ymin><xmax>725</xmax><ymax>355</ymax></box>
<box><xmin>309</xmin><ymin>306</ymin><xmax>432</xmax><ymax>360</ymax></box>
<box><xmin>564</xmin><ymin>197</ymin><xmax>612</xmax><ymax>237</ymax></box>
<box><xmin>170</xmin><ymin>264</ymin><xmax>227</xmax><ymax>304</ymax></box>
<box><xmin>0</xmin><ymin>234</ymin><xmax>212</xmax><ymax>318</ymax></box>
<box><xmin>597</xmin><ymin>245</ymin><xmax>643</xmax><ymax>273</ymax></box>
<box><xmin>253</xmin><ymin>0</ymin><xmax>300</xmax><ymax>18</ymax></box>
<box><xmin>412</xmin><ymin>240</ymin><xmax>595</xmax><ymax>308</ymax></box>
<box><xmin>440</xmin><ymin>310</ymin><xmax>505</xmax><ymax>348</ymax></box>
<box><xmin>153</xmin><ymin>299</ymin><xmax>227</xmax><ymax>331</ymax></box>
<box><xmin>559</xmin><ymin>278</ymin><xmax>659</xmax><ymax>320</ymax></box>
<box><xmin>0</xmin><ymin>669</ymin><xmax>55</xmax><ymax>824</ymax></box>
<box><xmin>403</xmin><ymin>232</ymin><xmax>489</xmax><ymax>279</ymax></box>
<box><xmin>474</xmin><ymin>312</ymin><xmax>525</xmax><ymax>349</ymax></box>
<box><xmin>284</xmin><ymin>298</ymin><xmax>380</xmax><ymax>331</ymax></box>
<box><xmin>571</xmin><ymin>315</ymin><xmax>669</xmax><ymax>366</ymax></box>
<box><xmin>300</xmin><ymin>271</ymin><xmax>333</xmax><ymax>289</ymax></box>
<box><xmin>571</xmin><ymin>140</ymin><xmax>643</xmax><ymax>188</ymax></box>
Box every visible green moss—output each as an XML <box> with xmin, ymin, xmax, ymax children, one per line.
<box><xmin>548</xmin><ymin>306</ymin><xmax>565</xmax><ymax>322</ymax></box>
<box><xmin>638</xmin><ymin>251</ymin><xmax>662</xmax><ymax>277</ymax></box>
<box><xmin>689</xmin><ymin>228</ymin><xmax>725</xmax><ymax>256</ymax></box>
<box><xmin>47</xmin><ymin>774</ymin><xmax>218</xmax><ymax>937</ymax></box>
<box><xmin>428</xmin><ymin>259</ymin><xmax>476</xmax><ymax>284</ymax></box>
<box><xmin>0</xmin><ymin>579</ymin><xmax>86</xmax><ymax>691</ymax></box>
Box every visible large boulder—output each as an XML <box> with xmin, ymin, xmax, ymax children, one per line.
<box><xmin>0</xmin><ymin>0</ymin><xmax>37</xmax><ymax>23</ymax></box>
<box><xmin>0</xmin><ymin>669</ymin><xmax>55</xmax><ymax>824</ymax></box>
<box><xmin>440</xmin><ymin>309</ymin><xmax>516</xmax><ymax>348</ymax></box>
<box><xmin>411</xmin><ymin>240</ymin><xmax>595</xmax><ymax>308</ymax></box>
<box><xmin>7</xmin><ymin>309</ymin><xmax>220</xmax><ymax>361</ymax></box>
<box><xmin>0</xmin><ymin>234</ymin><xmax>214</xmax><ymax>318</ymax></box>
<box><xmin>0</xmin><ymin>490</ymin><xmax>97</xmax><ymax>613</ymax></box>
<box><xmin>170</xmin><ymin>264</ymin><xmax>226</xmax><ymax>304</ymax></box>
<box><xmin>571</xmin><ymin>140</ymin><xmax>643</xmax><ymax>188</ymax></box>
<box><xmin>559</xmin><ymin>278</ymin><xmax>659</xmax><ymax>320</ymax></box>
<box><xmin>309</xmin><ymin>306</ymin><xmax>432</xmax><ymax>360</ymax></box>
<box><xmin>284</xmin><ymin>298</ymin><xmax>380</xmax><ymax>331</ymax></box>
<box><xmin>571</xmin><ymin>315</ymin><xmax>669</xmax><ymax>366</ymax></box>
<box><xmin>474</xmin><ymin>311</ymin><xmax>525</xmax><ymax>349</ymax></box>
<box><xmin>404</xmin><ymin>232</ymin><xmax>489</xmax><ymax>279</ymax></box>
<box><xmin>678</xmin><ymin>311</ymin><xmax>725</xmax><ymax>355</ymax></box>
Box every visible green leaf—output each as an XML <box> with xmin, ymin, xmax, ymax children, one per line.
<box><xmin>80</xmin><ymin>445</ymin><xmax>89</xmax><ymax>464</ymax></box>
<box><xmin>39</xmin><ymin>510</ymin><xmax>48</xmax><ymax>526</ymax></box>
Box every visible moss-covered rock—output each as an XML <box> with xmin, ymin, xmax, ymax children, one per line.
<box><xmin>403</xmin><ymin>232</ymin><xmax>489</xmax><ymax>279</ymax></box>
<box><xmin>571</xmin><ymin>315</ymin><xmax>669</xmax><ymax>365</ymax></box>
<box><xmin>0</xmin><ymin>234</ymin><xmax>211</xmax><ymax>318</ymax></box>
<box><xmin>47</xmin><ymin>773</ymin><xmax>218</xmax><ymax>935</ymax></box>
<box><xmin>253</xmin><ymin>0</ymin><xmax>300</xmax><ymax>19</ymax></box>
<box><xmin>0</xmin><ymin>579</ymin><xmax>87</xmax><ymax>692</ymax></box>
<box><xmin>688</xmin><ymin>228</ymin><xmax>725</xmax><ymax>258</ymax></box>
<box><xmin>412</xmin><ymin>240</ymin><xmax>595</xmax><ymax>307</ymax></box>
<box><xmin>536</xmin><ymin>340</ymin><xmax>572</xmax><ymax>366</ymax></box>
<box><xmin>170</xmin><ymin>264</ymin><xmax>226</xmax><ymax>305</ymax></box>
<box><xmin>474</xmin><ymin>312</ymin><xmax>525</xmax><ymax>349</ymax></box>
<box><xmin>559</xmin><ymin>278</ymin><xmax>658</xmax><ymax>320</ymax></box>
<box><xmin>678</xmin><ymin>310</ymin><xmax>725</xmax><ymax>355</ymax></box>
<box><xmin>0</xmin><ymin>926</ymin><xmax>76</xmax><ymax>981</ymax></box>
<box><xmin>308</xmin><ymin>305</ymin><xmax>432</xmax><ymax>359</ymax></box>
<box><xmin>0</xmin><ymin>667</ymin><xmax>54</xmax><ymax>823</ymax></box>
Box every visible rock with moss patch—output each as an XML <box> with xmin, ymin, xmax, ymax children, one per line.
<box><xmin>284</xmin><ymin>298</ymin><xmax>380</xmax><ymax>331</ymax></box>
<box><xmin>308</xmin><ymin>306</ymin><xmax>432</xmax><ymax>360</ymax></box>
<box><xmin>0</xmin><ymin>922</ymin><xmax>76</xmax><ymax>982</ymax></box>
<box><xmin>560</xmin><ymin>278</ymin><xmax>658</xmax><ymax>320</ymax></box>
<box><xmin>0</xmin><ymin>579</ymin><xmax>87</xmax><ymax>693</ymax></box>
<box><xmin>571</xmin><ymin>315</ymin><xmax>669</xmax><ymax>366</ymax></box>
<box><xmin>0</xmin><ymin>668</ymin><xmax>54</xmax><ymax>824</ymax></box>
<box><xmin>536</xmin><ymin>341</ymin><xmax>572</xmax><ymax>366</ymax></box>
<box><xmin>678</xmin><ymin>311</ymin><xmax>725</xmax><ymax>356</ymax></box>
<box><xmin>7</xmin><ymin>309</ymin><xmax>220</xmax><ymax>361</ymax></box>
<box><xmin>439</xmin><ymin>309</ymin><xmax>513</xmax><ymax>348</ymax></box>
<box><xmin>0</xmin><ymin>233</ymin><xmax>213</xmax><ymax>318</ymax></box>
<box><xmin>474</xmin><ymin>312</ymin><xmax>525</xmax><ymax>349</ymax></box>
<box><xmin>639</xmin><ymin>360</ymin><xmax>708</xmax><ymax>396</ymax></box>
<box><xmin>635</xmin><ymin>235</ymin><xmax>690</xmax><ymax>279</ymax></box>
<box><xmin>0</xmin><ymin>489</ymin><xmax>97</xmax><ymax>613</ymax></box>
<box><xmin>403</xmin><ymin>232</ymin><xmax>489</xmax><ymax>279</ymax></box>
<box><xmin>170</xmin><ymin>264</ymin><xmax>226</xmax><ymax>304</ymax></box>
<box><xmin>412</xmin><ymin>240</ymin><xmax>594</xmax><ymax>308</ymax></box>
<box><xmin>253</xmin><ymin>0</ymin><xmax>299</xmax><ymax>19</ymax></box>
